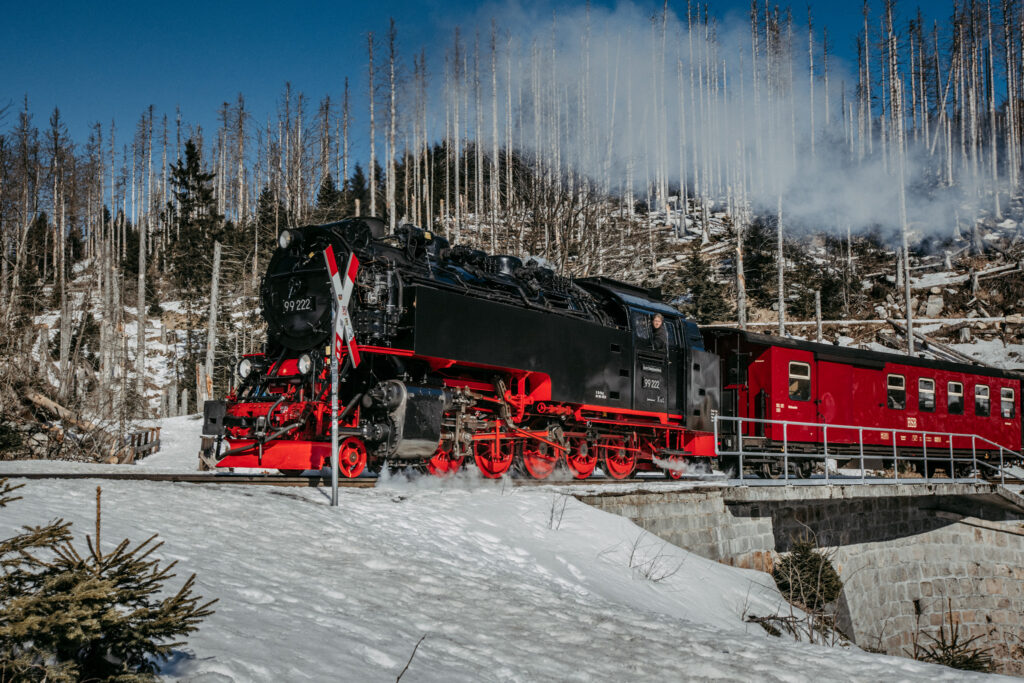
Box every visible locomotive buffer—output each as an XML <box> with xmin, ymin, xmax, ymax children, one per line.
<box><xmin>323</xmin><ymin>245</ymin><xmax>361</xmax><ymax>506</ymax></box>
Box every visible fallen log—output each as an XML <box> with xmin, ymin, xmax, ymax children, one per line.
<box><xmin>25</xmin><ymin>392</ymin><xmax>99</xmax><ymax>433</ymax></box>
<box><xmin>887</xmin><ymin>319</ymin><xmax>991</xmax><ymax>368</ymax></box>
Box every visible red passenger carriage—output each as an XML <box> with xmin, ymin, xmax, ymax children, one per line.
<box><xmin>705</xmin><ymin>330</ymin><xmax>1022</xmax><ymax>477</ymax></box>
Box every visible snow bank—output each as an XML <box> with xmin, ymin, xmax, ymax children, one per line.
<box><xmin>0</xmin><ymin>474</ymin><xmax>985</xmax><ymax>681</ymax></box>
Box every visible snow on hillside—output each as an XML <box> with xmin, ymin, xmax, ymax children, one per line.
<box><xmin>0</xmin><ymin>422</ymin><xmax>992</xmax><ymax>681</ymax></box>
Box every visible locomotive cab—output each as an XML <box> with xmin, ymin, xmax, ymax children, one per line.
<box><xmin>578</xmin><ymin>278</ymin><xmax>720</xmax><ymax>427</ymax></box>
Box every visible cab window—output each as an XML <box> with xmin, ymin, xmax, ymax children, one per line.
<box><xmin>1001</xmin><ymin>388</ymin><xmax>1016</xmax><ymax>419</ymax></box>
<box><xmin>788</xmin><ymin>362</ymin><xmax>811</xmax><ymax>401</ymax></box>
<box><xmin>918</xmin><ymin>378</ymin><xmax>935</xmax><ymax>412</ymax></box>
<box><xmin>947</xmin><ymin>382</ymin><xmax>964</xmax><ymax>415</ymax></box>
<box><xmin>975</xmin><ymin>385</ymin><xmax>990</xmax><ymax>417</ymax></box>
<box><xmin>887</xmin><ymin>374</ymin><xmax>906</xmax><ymax>410</ymax></box>
<box><xmin>662</xmin><ymin>320</ymin><xmax>677</xmax><ymax>351</ymax></box>
<box><xmin>630</xmin><ymin>311</ymin><xmax>651</xmax><ymax>342</ymax></box>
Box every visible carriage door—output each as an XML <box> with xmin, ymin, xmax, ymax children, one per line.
<box><xmin>630</xmin><ymin>309</ymin><xmax>669</xmax><ymax>412</ymax></box>
<box><xmin>782</xmin><ymin>353</ymin><xmax>818</xmax><ymax>442</ymax></box>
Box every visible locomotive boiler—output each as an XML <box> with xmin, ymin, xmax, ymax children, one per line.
<box><xmin>201</xmin><ymin>217</ymin><xmax>721</xmax><ymax>479</ymax></box>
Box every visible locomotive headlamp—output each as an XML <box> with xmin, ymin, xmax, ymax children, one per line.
<box><xmin>237</xmin><ymin>358</ymin><xmax>253</xmax><ymax>379</ymax></box>
<box><xmin>297</xmin><ymin>353</ymin><xmax>314</xmax><ymax>375</ymax></box>
<box><xmin>278</xmin><ymin>230</ymin><xmax>294</xmax><ymax>250</ymax></box>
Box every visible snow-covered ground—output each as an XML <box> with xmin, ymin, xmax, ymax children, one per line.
<box><xmin>0</xmin><ymin>420</ymin><xmax>997</xmax><ymax>681</ymax></box>
<box><xmin>0</xmin><ymin>415</ymin><xmax>206</xmax><ymax>475</ymax></box>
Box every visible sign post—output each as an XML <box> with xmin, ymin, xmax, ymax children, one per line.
<box><xmin>323</xmin><ymin>246</ymin><xmax>361</xmax><ymax>507</ymax></box>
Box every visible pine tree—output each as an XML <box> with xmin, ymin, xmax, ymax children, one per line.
<box><xmin>168</xmin><ymin>139</ymin><xmax>222</xmax><ymax>297</ymax></box>
<box><xmin>312</xmin><ymin>173</ymin><xmax>344</xmax><ymax>222</ymax></box>
<box><xmin>346</xmin><ymin>163</ymin><xmax>369</xmax><ymax>214</ymax></box>
<box><xmin>674</xmin><ymin>238</ymin><xmax>732</xmax><ymax>323</ymax></box>
<box><xmin>0</xmin><ymin>481</ymin><xmax>215</xmax><ymax>681</ymax></box>
<box><xmin>167</xmin><ymin>139</ymin><xmax>222</xmax><ymax>395</ymax></box>
<box><xmin>772</xmin><ymin>538</ymin><xmax>843</xmax><ymax>611</ymax></box>
<box><xmin>739</xmin><ymin>217</ymin><xmax>780</xmax><ymax>310</ymax></box>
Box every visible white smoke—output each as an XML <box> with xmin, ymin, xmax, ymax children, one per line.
<box><xmin>435</xmin><ymin>1</ymin><xmax>988</xmax><ymax>238</ymax></box>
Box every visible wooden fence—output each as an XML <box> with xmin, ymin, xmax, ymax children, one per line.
<box><xmin>105</xmin><ymin>427</ymin><xmax>162</xmax><ymax>464</ymax></box>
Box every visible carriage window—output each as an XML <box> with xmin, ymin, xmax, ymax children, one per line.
<box><xmin>918</xmin><ymin>378</ymin><xmax>935</xmax><ymax>412</ymax></box>
<box><xmin>887</xmin><ymin>374</ymin><xmax>906</xmax><ymax>410</ymax></box>
<box><xmin>1001</xmin><ymin>388</ymin><xmax>1016</xmax><ymax>419</ymax></box>
<box><xmin>947</xmin><ymin>382</ymin><xmax>964</xmax><ymax>415</ymax></box>
<box><xmin>788</xmin><ymin>362</ymin><xmax>811</xmax><ymax>401</ymax></box>
<box><xmin>975</xmin><ymin>385</ymin><xmax>990</xmax><ymax>417</ymax></box>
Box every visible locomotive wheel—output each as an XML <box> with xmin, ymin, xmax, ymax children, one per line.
<box><xmin>522</xmin><ymin>444</ymin><xmax>559</xmax><ymax>480</ymax></box>
<box><xmin>426</xmin><ymin>445</ymin><xmax>465</xmax><ymax>477</ymax></box>
<box><xmin>338</xmin><ymin>437</ymin><xmax>368</xmax><ymax>478</ymax></box>
<box><xmin>278</xmin><ymin>469</ymin><xmax>304</xmax><ymax>477</ymax></box>
<box><xmin>663</xmin><ymin>457</ymin><xmax>685</xmax><ymax>480</ymax></box>
<box><xmin>566</xmin><ymin>439</ymin><xmax>597</xmax><ymax>479</ymax></box>
<box><xmin>474</xmin><ymin>439</ymin><xmax>515</xmax><ymax>479</ymax></box>
<box><xmin>599</xmin><ymin>436</ymin><xmax>636</xmax><ymax>480</ymax></box>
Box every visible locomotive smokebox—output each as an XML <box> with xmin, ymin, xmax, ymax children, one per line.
<box><xmin>367</xmin><ymin>380</ymin><xmax>449</xmax><ymax>459</ymax></box>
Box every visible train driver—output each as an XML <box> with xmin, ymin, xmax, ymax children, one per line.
<box><xmin>652</xmin><ymin>313</ymin><xmax>669</xmax><ymax>352</ymax></box>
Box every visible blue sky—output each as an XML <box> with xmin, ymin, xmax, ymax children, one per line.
<box><xmin>2</xmin><ymin>1</ymin><xmax>947</xmax><ymax>157</ymax></box>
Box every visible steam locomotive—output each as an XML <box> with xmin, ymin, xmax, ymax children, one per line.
<box><xmin>201</xmin><ymin>217</ymin><xmax>721</xmax><ymax>479</ymax></box>
<box><xmin>201</xmin><ymin>216</ymin><xmax>1023</xmax><ymax>480</ymax></box>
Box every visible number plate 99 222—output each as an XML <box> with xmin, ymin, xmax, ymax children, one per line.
<box><xmin>283</xmin><ymin>297</ymin><xmax>313</xmax><ymax>313</ymax></box>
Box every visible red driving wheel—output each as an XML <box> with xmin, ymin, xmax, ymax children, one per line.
<box><xmin>565</xmin><ymin>438</ymin><xmax>597</xmax><ymax>479</ymax></box>
<box><xmin>338</xmin><ymin>437</ymin><xmax>368</xmax><ymax>478</ymax></box>
<box><xmin>599</xmin><ymin>435</ymin><xmax>636</xmax><ymax>480</ymax></box>
<box><xmin>522</xmin><ymin>444</ymin><xmax>560</xmax><ymax>480</ymax></box>
<box><xmin>664</xmin><ymin>456</ymin><xmax>686</xmax><ymax>480</ymax></box>
<box><xmin>474</xmin><ymin>438</ymin><xmax>515</xmax><ymax>478</ymax></box>
<box><xmin>426</xmin><ymin>444</ymin><xmax>465</xmax><ymax>477</ymax></box>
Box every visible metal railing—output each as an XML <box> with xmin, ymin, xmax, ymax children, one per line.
<box><xmin>713</xmin><ymin>415</ymin><xmax>1024</xmax><ymax>484</ymax></box>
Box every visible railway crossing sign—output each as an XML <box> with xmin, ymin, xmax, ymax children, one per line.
<box><xmin>323</xmin><ymin>245</ymin><xmax>361</xmax><ymax>507</ymax></box>
<box><xmin>323</xmin><ymin>245</ymin><xmax>361</xmax><ymax>368</ymax></box>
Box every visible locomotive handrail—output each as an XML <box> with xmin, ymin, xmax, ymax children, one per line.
<box><xmin>713</xmin><ymin>414</ymin><xmax>1024</xmax><ymax>485</ymax></box>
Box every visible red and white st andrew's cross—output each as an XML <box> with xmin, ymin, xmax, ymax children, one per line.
<box><xmin>322</xmin><ymin>245</ymin><xmax>361</xmax><ymax>367</ymax></box>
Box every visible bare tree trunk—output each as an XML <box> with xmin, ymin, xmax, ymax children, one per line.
<box><xmin>387</xmin><ymin>19</ymin><xmax>398</xmax><ymax>232</ymax></box>
<box><xmin>204</xmin><ymin>241</ymin><xmax>222</xmax><ymax>397</ymax></box>
<box><xmin>887</xmin><ymin>0</ymin><xmax>914</xmax><ymax>354</ymax></box>
<box><xmin>736</xmin><ymin>207</ymin><xmax>747</xmax><ymax>330</ymax></box>
<box><xmin>136</xmin><ymin>109</ymin><xmax>151</xmax><ymax>407</ymax></box>
<box><xmin>368</xmin><ymin>32</ymin><xmax>377</xmax><ymax>218</ymax></box>
<box><xmin>490</xmin><ymin>21</ymin><xmax>500</xmax><ymax>250</ymax></box>
<box><xmin>777</xmin><ymin>194</ymin><xmax>785</xmax><ymax>337</ymax></box>
<box><xmin>453</xmin><ymin>30</ymin><xmax>462</xmax><ymax>236</ymax></box>
<box><xmin>342</xmin><ymin>77</ymin><xmax>350</xmax><ymax>202</ymax></box>
<box><xmin>864</xmin><ymin>1</ymin><xmax>874</xmax><ymax>155</ymax></box>
<box><xmin>987</xmin><ymin>0</ymin><xmax>1001</xmax><ymax>217</ymax></box>
<box><xmin>808</xmin><ymin>8</ymin><xmax>816</xmax><ymax>160</ymax></box>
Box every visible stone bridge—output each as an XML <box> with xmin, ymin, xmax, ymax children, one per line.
<box><xmin>578</xmin><ymin>482</ymin><xmax>1024</xmax><ymax>674</ymax></box>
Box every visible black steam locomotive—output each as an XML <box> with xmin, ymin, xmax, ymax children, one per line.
<box><xmin>202</xmin><ymin>217</ymin><xmax>720</xmax><ymax>479</ymax></box>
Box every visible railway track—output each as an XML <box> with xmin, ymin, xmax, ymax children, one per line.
<box><xmin>0</xmin><ymin>471</ymin><xmax>690</xmax><ymax>487</ymax></box>
<box><xmin>0</xmin><ymin>470</ymin><xmax>1011</xmax><ymax>487</ymax></box>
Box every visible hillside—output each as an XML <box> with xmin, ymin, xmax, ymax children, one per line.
<box><xmin>0</xmin><ymin>418</ymin><xmax>995</xmax><ymax>681</ymax></box>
